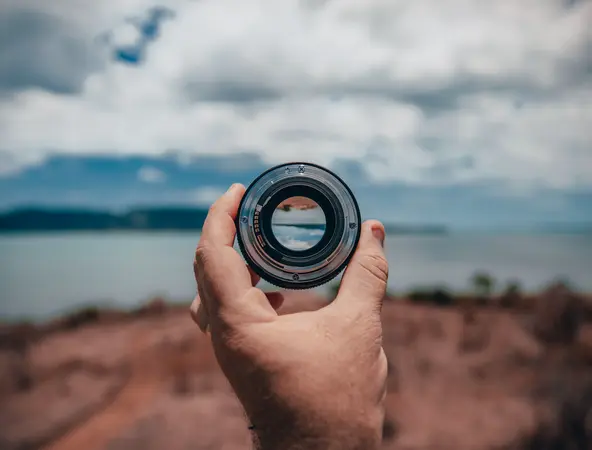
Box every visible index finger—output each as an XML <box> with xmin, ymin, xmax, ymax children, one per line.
<box><xmin>193</xmin><ymin>183</ymin><xmax>252</xmax><ymax>306</ymax></box>
<box><xmin>200</xmin><ymin>183</ymin><xmax>246</xmax><ymax>247</ymax></box>
<box><xmin>194</xmin><ymin>184</ymin><xmax>279</xmax><ymax>325</ymax></box>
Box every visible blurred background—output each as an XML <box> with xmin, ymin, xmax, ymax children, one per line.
<box><xmin>0</xmin><ymin>0</ymin><xmax>591</xmax><ymax>449</ymax></box>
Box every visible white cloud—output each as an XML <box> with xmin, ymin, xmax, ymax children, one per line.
<box><xmin>0</xmin><ymin>0</ymin><xmax>590</xmax><ymax>188</ymax></box>
<box><xmin>191</xmin><ymin>186</ymin><xmax>226</xmax><ymax>206</ymax></box>
<box><xmin>137</xmin><ymin>165</ymin><xmax>166</xmax><ymax>183</ymax></box>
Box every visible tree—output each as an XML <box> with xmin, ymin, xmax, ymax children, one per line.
<box><xmin>471</xmin><ymin>271</ymin><xmax>496</xmax><ymax>299</ymax></box>
<box><xmin>499</xmin><ymin>279</ymin><xmax>522</xmax><ymax>308</ymax></box>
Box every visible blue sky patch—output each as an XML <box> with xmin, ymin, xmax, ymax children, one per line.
<box><xmin>112</xmin><ymin>6</ymin><xmax>174</xmax><ymax>65</ymax></box>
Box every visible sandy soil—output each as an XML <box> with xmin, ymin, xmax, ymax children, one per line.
<box><xmin>0</xmin><ymin>291</ymin><xmax>590</xmax><ymax>450</ymax></box>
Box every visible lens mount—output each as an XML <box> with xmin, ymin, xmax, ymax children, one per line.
<box><xmin>236</xmin><ymin>162</ymin><xmax>361</xmax><ymax>290</ymax></box>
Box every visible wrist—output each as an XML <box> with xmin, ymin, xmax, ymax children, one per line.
<box><xmin>249</xmin><ymin>408</ymin><xmax>383</xmax><ymax>450</ymax></box>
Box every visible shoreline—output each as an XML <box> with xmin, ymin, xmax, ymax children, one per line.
<box><xmin>2</xmin><ymin>283</ymin><xmax>591</xmax><ymax>330</ymax></box>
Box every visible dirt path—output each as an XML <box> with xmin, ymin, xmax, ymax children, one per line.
<box><xmin>43</xmin><ymin>329</ymin><xmax>163</xmax><ymax>450</ymax></box>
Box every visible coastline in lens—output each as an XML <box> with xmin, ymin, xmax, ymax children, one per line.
<box><xmin>272</xmin><ymin>224</ymin><xmax>326</xmax><ymax>251</ymax></box>
<box><xmin>272</xmin><ymin>196</ymin><xmax>326</xmax><ymax>251</ymax></box>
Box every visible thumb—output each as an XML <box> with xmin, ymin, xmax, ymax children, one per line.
<box><xmin>333</xmin><ymin>220</ymin><xmax>388</xmax><ymax>316</ymax></box>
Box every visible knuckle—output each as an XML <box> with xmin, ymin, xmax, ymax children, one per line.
<box><xmin>358</xmin><ymin>252</ymin><xmax>389</xmax><ymax>284</ymax></box>
<box><xmin>194</xmin><ymin>241</ymin><xmax>213</xmax><ymax>268</ymax></box>
<box><xmin>195</xmin><ymin>239</ymin><xmax>211</xmax><ymax>256</ymax></box>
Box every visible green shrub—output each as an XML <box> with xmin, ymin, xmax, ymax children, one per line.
<box><xmin>470</xmin><ymin>271</ymin><xmax>496</xmax><ymax>298</ymax></box>
<box><xmin>407</xmin><ymin>287</ymin><xmax>454</xmax><ymax>307</ymax></box>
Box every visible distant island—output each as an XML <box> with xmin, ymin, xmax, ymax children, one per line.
<box><xmin>0</xmin><ymin>208</ymin><xmax>448</xmax><ymax>234</ymax></box>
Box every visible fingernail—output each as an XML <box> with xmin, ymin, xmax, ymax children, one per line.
<box><xmin>226</xmin><ymin>183</ymin><xmax>238</xmax><ymax>194</ymax></box>
<box><xmin>372</xmin><ymin>225</ymin><xmax>385</xmax><ymax>247</ymax></box>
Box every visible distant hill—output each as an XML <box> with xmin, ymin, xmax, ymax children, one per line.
<box><xmin>0</xmin><ymin>207</ymin><xmax>209</xmax><ymax>232</ymax></box>
<box><xmin>0</xmin><ymin>207</ymin><xmax>448</xmax><ymax>234</ymax></box>
<box><xmin>383</xmin><ymin>224</ymin><xmax>448</xmax><ymax>235</ymax></box>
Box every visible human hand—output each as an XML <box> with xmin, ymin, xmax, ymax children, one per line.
<box><xmin>190</xmin><ymin>184</ymin><xmax>389</xmax><ymax>450</ymax></box>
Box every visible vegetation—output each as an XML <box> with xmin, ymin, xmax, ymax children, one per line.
<box><xmin>499</xmin><ymin>279</ymin><xmax>522</xmax><ymax>308</ymax></box>
<box><xmin>399</xmin><ymin>273</ymin><xmax>592</xmax><ymax>328</ymax></box>
<box><xmin>520</xmin><ymin>379</ymin><xmax>592</xmax><ymax>449</ymax></box>
<box><xmin>61</xmin><ymin>307</ymin><xmax>101</xmax><ymax>330</ymax></box>
<box><xmin>407</xmin><ymin>287</ymin><xmax>454</xmax><ymax>307</ymax></box>
<box><xmin>534</xmin><ymin>280</ymin><xmax>583</xmax><ymax>345</ymax></box>
<box><xmin>470</xmin><ymin>271</ymin><xmax>496</xmax><ymax>298</ymax></box>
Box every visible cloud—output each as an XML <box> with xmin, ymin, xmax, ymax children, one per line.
<box><xmin>191</xmin><ymin>186</ymin><xmax>225</xmax><ymax>206</ymax></box>
<box><xmin>0</xmin><ymin>8</ymin><xmax>101</xmax><ymax>95</ymax></box>
<box><xmin>0</xmin><ymin>0</ymin><xmax>590</xmax><ymax>190</ymax></box>
<box><xmin>137</xmin><ymin>165</ymin><xmax>166</xmax><ymax>183</ymax></box>
<box><xmin>0</xmin><ymin>151</ymin><xmax>22</xmax><ymax>177</ymax></box>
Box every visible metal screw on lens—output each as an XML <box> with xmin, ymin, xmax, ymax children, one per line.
<box><xmin>349</xmin><ymin>222</ymin><xmax>357</xmax><ymax>229</ymax></box>
<box><xmin>285</xmin><ymin>167</ymin><xmax>291</xmax><ymax>174</ymax></box>
<box><xmin>292</xmin><ymin>274</ymin><xmax>300</xmax><ymax>281</ymax></box>
<box><xmin>241</xmin><ymin>216</ymin><xmax>248</xmax><ymax>224</ymax></box>
<box><xmin>298</xmin><ymin>165</ymin><xmax>305</xmax><ymax>173</ymax></box>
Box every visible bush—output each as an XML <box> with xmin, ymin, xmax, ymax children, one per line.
<box><xmin>521</xmin><ymin>381</ymin><xmax>592</xmax><ymax>450</ymax></box>
<box><xmin>0</xmin><ymin>322</ymin><xmax>38</xmax><ymax>353</ymax></box>
<box><xmin>499</xmin><ymin>279</ymin><xmax>522</xmax><ymax>308</ymax></box>
<box><xmin>432</xmin><ymin>289</ymin><xmax>454</xmax><ymax>307</ymax></box>
<box><xmin>407</xmin><ymin>287</ymin><xmax>454</xmax><ymax>307</ymax></box>
<box><xmin>470</xmin><ymin>271</ymin><xmax>496</xmax><ymax>299</ymax></box>
<box><xmin>136</xmin><ymin>297</ymin><xmax>168</xmax><ymax>316</ymax></box>
<box><xmin>534</xmin><ymin>280</ymin><xmax>583</xmax><ymax>345</ymax></box>
<box><xmin>62</xmin><ymin>307</ymin><xmax>101</xmax><ymax>330</ymax></box>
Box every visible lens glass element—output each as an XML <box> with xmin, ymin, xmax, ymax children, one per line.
<box><xmin>236</xmin><ymin>163</ymin><xmax>361</xmax><ymax>290</ymax></box>
<box><xmin>271</xmin><ymin>197</ymin><xmax>326</xmax><ymax>252</ymax></box>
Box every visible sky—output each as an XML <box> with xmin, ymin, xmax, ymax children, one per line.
<box><xmin>0</xmin><ymin>0</ymin><xmax>590</xmax><ymax>229</ymax></box>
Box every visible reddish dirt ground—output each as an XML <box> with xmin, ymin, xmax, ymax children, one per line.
<box><xmin>0</xmin><ymin>291</ymin><xmax>590</xmax><ymax>450</ymax></box>
<box><xmin>277</xmin><ymin>196</ymin><xmax>320</xmax><ymax>210</ymax></box>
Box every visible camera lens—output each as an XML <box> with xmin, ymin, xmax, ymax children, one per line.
<box><xmin>236</xmin><ymin>162</ymin><xmax>361</xmax><ymax>290</ymax></box>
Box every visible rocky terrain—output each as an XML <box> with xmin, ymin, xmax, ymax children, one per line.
<box><xmin>0</xmin><ymin>286</ymin><xmax>590</xmax><ymax>450</ymax></box>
